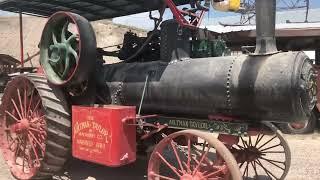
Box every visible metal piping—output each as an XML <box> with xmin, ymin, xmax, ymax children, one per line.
<box><xmin>254</xmin><ymin>0</ymin><xmax>278</xmax><ymax>55</ymax></box>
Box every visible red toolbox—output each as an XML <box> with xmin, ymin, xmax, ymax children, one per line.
<box><xmin>72</xmin><ymin>105</ymin><xmax>136</xmax><ymax>167</ymax></box>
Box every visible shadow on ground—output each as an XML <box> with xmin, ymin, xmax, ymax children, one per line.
<box><xmin>53</xmin><ymin>157</ymin><xmax>148</xmax><ymax>180</ymax></box>
<box><xmin>53</xmin><ymin>157</ymin><xmax>273</xmax><ymax>180</ymax></box>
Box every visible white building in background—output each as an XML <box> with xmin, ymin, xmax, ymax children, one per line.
<box><xmin>202</xmin><ymin>8</ymin><xmax>320</xmax><ymax>60</ymax></box>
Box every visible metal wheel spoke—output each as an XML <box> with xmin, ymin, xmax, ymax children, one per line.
<box><xmin>27</xmin><ymin>134</ymin><xmax>40</xmax><ymax>167</ymax></box>
<box><xmin>193</xmin><ymin>146</ymin><xmax>210</xmax><ymax>175</ymax></box>
<box><xmin>61</xmin><ymin>22</ymin><xmax>69</xmax><ymax>42</ymax></box>
<box><xmin>14</xmin><ymin>140</ymin><xmax>21</xmax><ymax>160</ymax></box>
<box><xmin>193</xmin><ymin>147</ymin><xmax>213</xmax><ymax>167</ymax></box>
<box><xmin>8</xmin><ymin>137</ymin><xmax>19</xmax><ymax>150</ymax></box>
<box><xmin>61</xmin><ymin>56</ymin><xmax>70</xmax><ymax>79</ymax></box>
<box><xmin>69</xmin><ymin>47</ymin><xmax>79</xmax><ymax>61</ymax></box>
<box><xmin>239</xmin><ymin>162</ymin><xmax>245</xmax><ymax>168</ymax></box>
<box><xmin>170</xmin><ymin>140</ymin><xmax>185</xmax><ymax>173</ymax></box>
<box><xmin>27</xmin><ymin>88</ymin><xmax>35</xmax><ymax>117</ymax></box>
<box><xmin>28</xmin><ymin>131</ymin><xmax>45</xmax><ymax>154</ymax></box>
<box><xmin>236</xmin><ymin>144</ymin><xmax>245</xmax><ymax>150</ymax></box>
<box><xmin>260</xmin><ymin>143</ymin><xmax>282</xmax><ymax>152</ymax></box>
<box><xmin>11</xmin><ymin>99</ymin><xmax>23</xmax><ymax>120</ymax></box>
<box><xmin>29</xmin><ymin>127</ymin><xmax>44</xmax><ymax>134</ymax></box>
<box><xmin>17</xmin><ymin>89</ymin><xmax>25</xmax><ymax>118</ymax></box>
<box><xmin>48</xmin><ymin>56</ymin><xmax>59</xmax><ymax>65</ymax></box>
<box><xmin>202</xmin><ymin>141</ymin><xmax>207</xmax><ymax>151</ymax></box>
<box><xmin>156</xmin><ymin>152</ymin><xmax>181</xmax><ymax>177</ymax></box>
<box><xmin>240</xmin><ymin>136</ymin><xmax>248</xmax><ymax>148</ymax></box>
<box><xmin>254</xmin><ymin>133</ymin><xmax>265</xmax><ymax>147</ymax></box>
<box><xmin>52</xmin><ymin>32</ymin><xmax>58</xmax><ymax>44</ymax></box>
<box><xmin>242</xmin><ymin>162</ymin><xmax>249</xmax><ymax>177</ymax></box>
<box><xmin>31</xmin><ymin>99</ymin><xmax>41</xmax><ymax>117</ymax></box>
<box><xmin>262</xmin><ymin>151</ymin><xmax>285</xmax><ymax>154</ymax></box>
<box><xmin>187</xmin><ymin>136</ymin><xmax>191</xmax><ymax>173</ymax></box>
<box><xmin>22</xmin><ymin>138</ymin><xmax>27</xmax><ymax>173</ymax></box>
<box><xmin>66</xmin><ymin>34</ymin><xmax>77</xmax><ymax>43</ymax></box>
<box><xmin>182</xmin><ymin>161</ymin><xmax>189</xmax><ymax>170</ymax></box>
<box><xmin>5</xmin><ymin>111</ymin><xmax>20</xmax><ymax>122</ymax></box>
<box><xmin>207</xmin><ymin>178</ymin><xmax>224</xmax><ymax>180</ymax></box>
<box><xmin>256</xmin><ymin>159</ymin><xmax>279</xmax><ymax>180</ymax></box>
<box><xmin>260</xmin><ymin>157</ymin><xmax>285</xmax><ymax>171</ymax></box>
<box><xmin>30</xmin><ymin>115</ymin><xmax>45</xmax><ymax>123</ymax></box>
<box><xmin>23</xmin><ymin>87</ymin><xmax>27</xmax><ymax>118</ymax></box>
<box><xmin>6</xmin><ymin>133</ymin><xmax>14</xmax><ymax>142</ymax></box>
<box><xmin>150</xmin><ymin>172</ymin><xmax>177</xmax><ymax>180</ymax></box>
<box><xmin>203</xmin><ymin>165</ymin><xmax>226</xmax><ymax>178</ymax></box>
<box><xmin>251</xmin><ymin>161</ymin><xmax>259</xmax><ymax>178</ymax></box>
<box><xmin>26</xmin><ymin>148</ymin><xmax>33</xmax><ymax>169</ymax></box>
<box><xmin>257</xmin><ymin>135</ymin><xmax>277</xmax><ymax>150</ymax></box>
<box><xmin>259</xmin><ymin>157</ymin><xmax>285</xmax><ymax>165</ymax></box>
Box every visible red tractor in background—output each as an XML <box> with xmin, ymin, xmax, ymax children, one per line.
<box><xmin>0</xmin><ymin>0</ymin><xmax>317</xmax><ymax>180</ymax></box>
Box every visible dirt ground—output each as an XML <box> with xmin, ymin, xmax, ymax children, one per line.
<box><xmin>0</xmin><ymin>131</ymin><xmax>319</xmax><ymax>180</ymax></box>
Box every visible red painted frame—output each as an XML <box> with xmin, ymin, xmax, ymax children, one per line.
<box><xmin>165</xmin><ymin>0</ymin><xmax>208</xmax><ymax>29</ymax></box>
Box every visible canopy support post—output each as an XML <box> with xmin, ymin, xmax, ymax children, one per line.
<box><xmin>19</xmin><ymin>11</ymin><xmax>24</xmax><ymax>67</ymax></box>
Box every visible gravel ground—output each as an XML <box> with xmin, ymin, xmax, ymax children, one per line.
<box><xmin>0</xmin><ymin>132</ymin><xmax>319</xmax><ymax>180</ymax></box>
<box><xmin>283</xmin><ymin>132</ymin><xmax>320</xmax><ymax>180</ymax></box>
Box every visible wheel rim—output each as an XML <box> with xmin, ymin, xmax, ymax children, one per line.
<box><xmin>148</xmin><ymin>130</ymin><xmax>241</xmax><ymax>180</ymax></box>
<box><xmin>40</xmin><ymin>12</ymin><xmax>80</xmax><ymax>84</ymax></box>
<box><xmin>0</xmin><ymin>77</ymin><xmax>47</xmax><ymax>179</ymax></box>
<box><xmin>232</xmin><ymin>122</ymin><xmax>291</xmax><ymax>180</ymax></box>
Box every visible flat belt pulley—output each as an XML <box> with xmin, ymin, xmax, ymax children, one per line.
<box><xmin>40</xmin><ymin>11</ymin><xmax>97</xmax><ymax>86</ymax></box>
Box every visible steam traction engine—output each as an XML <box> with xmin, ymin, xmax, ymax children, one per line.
<box><xmin>0</xmin><ymin>0</ymin><xmax>317</xmax><ymax>180</ymax></box>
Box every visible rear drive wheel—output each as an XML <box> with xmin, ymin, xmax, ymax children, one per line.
<box><xmin>0</xmin><ymin>74</ymin><xmax>71</xmax><ymax>179</ymax></box>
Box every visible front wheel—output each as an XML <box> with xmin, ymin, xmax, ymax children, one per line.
<box><xmin>232</xmin><ymin>122</ymin><xmax>291</xmax><ymax>180</ymax></box>
<box><xmin>148</xmin><ymin>130</ymin><xmax>242</xmax><ymax>180</ymax></box>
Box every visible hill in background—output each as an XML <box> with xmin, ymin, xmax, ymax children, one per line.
<box><xmin>0</xmin><ymin>16</ymin><xmax>146</xmax><ymax>66</ymax></box>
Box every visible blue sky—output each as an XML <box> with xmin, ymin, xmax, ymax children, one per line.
<box><xmin>310</xmin><ymin>0</ymin><xmax>320</xmax><ymax>7</ymax></box>
<box><xmin>0</xmin><ymin>0</ymin><xmax>320</xmax><ymax>29</ymax></box>
<box><xmin>113</xmin><ymin>0</ymin><xmax>320</xmax><ymax>29</ymax></box>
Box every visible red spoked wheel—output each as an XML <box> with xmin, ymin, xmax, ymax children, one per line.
<box><xmin>0</xmin><ymin>74</ymin><xmax>71</xmax><ymax>179</ymax></box>
<box><xmin>148</xmin><ymin>130</ymin><xmax>242</xmax><ymax>180</ymax></box>
<box><xmin>232</xmin><ymin>122</ymin><xmax>291</xmax><ymax>180</ymax></box>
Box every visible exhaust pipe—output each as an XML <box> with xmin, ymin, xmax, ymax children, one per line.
<box><xmin>254</xmin><ymin>0</ymin><xmax>278</xmax><ymax>55</ymax></box>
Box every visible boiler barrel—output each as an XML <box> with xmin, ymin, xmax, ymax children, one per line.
<box><xmin>101</xmin><ymin>51</ymin><xmax>316</xmax><ymax>123</ymax></box>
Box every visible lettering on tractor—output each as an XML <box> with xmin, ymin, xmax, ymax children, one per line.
<box><xmin>73</xmin><ymin>120</ymin><xmax>111</xmax><ymax>153</ymax></box>
<box><xmin>71</xmin><ymin>106</ymin><xmax>136</xmax><ymax>167</ymax></box>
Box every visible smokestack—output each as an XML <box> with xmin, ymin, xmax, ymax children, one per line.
<box><xmin>254</xmin><ymin>0</ymin><xmax>278</xmax><ymax>55</ymax></box>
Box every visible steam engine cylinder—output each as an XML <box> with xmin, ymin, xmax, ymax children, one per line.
<box><xmin>102</xmin><ymin>51</ymin><xmax>316</xmax><ymax>123</ymax></box>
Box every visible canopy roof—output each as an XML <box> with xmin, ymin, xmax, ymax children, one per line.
<box><xmin>0</xmin><ymin>0</ymin><xmax>189</xmax><ymax>20</ymax></box>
